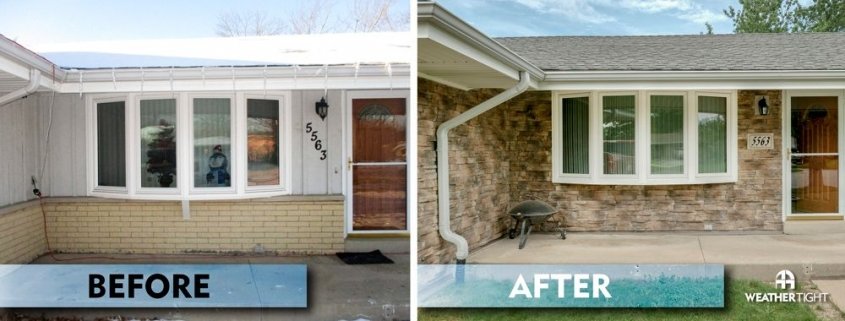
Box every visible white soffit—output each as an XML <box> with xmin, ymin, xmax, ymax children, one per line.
<box><xmin>418</xmin><ymin>38</ymin><xmax>519</xmax><ymax>90</ymax></box>
<box><xmin>417</xmin><ymin>1</ymin><xmax>542</xmax><ymax>90</ymax></box>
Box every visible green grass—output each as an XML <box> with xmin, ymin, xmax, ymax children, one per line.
<box><xmin>419</xmin><ymin>279</ymin><xmax>820</xmax><ymax>321</ymax></box>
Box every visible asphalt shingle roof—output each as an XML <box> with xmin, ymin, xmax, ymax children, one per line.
<box><xmin>495</xmin><ymin>33</ymin><xmax>845</xmax><ymax>71</ymax></box>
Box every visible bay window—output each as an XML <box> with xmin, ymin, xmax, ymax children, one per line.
<box><xmin>552</xmin><ymin>90</ymin><xmax>736</xmax><ymax>185</ymax></box>
<box><xmin>88</xmin><ymin>92</ymin><xmax>290</xmax><ymax>199</ymax></box>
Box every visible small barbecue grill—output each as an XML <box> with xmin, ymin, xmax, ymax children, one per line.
<box><xmin>507</xmin><ymin>200</ymin><xmax>566</xmax><ymax>249</ymax></box>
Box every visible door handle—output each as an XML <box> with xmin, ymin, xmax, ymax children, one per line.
<box><xmin>348</xmin><ymin>157</ymin><xmax>353</xmax><ymax>170</ymax></box>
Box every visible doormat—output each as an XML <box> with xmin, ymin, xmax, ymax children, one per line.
<box><xmin>336</xmin><ymin>250</ymin><xmax>394</xmax><ymax>264</ymax></box>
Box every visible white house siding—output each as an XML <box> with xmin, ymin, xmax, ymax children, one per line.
<box><xmin>0</xmin><ymin>96</ymin><xmax>43</xmax><ymax>207</ymax></box>
<box><xmin>291</xmin><ymin>89</ymin><xmax>344</xmax><ymax>195</ymax></box>
<box><xmin>41</xmin><ymin>93</ymin><xmax>88</xmax><ymax>198</ymax></box>
<box><xmin>0</xmin><ymin>93</ymin><xmax>87</xmax><ymax>208</ymax></box>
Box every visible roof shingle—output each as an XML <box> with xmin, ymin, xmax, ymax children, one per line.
<box><xmin>495</xmin><ymin>33</ymin><xmax>845</xmax><ymax>71</ymax></box>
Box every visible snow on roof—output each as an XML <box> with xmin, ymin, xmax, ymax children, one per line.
<box><xmin>29</xmin><ymin>32</ymin><xmax>411</xmax><ymax>69</ymax></box>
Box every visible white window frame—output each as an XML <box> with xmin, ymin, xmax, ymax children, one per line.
<box><xmin>693</xmin><ymin>91</ymin><xmax>738</xmax><ymax>183</ymax></box>
<box><xmin>86</xmin><ymin>91</ymin><xmax>292</xmax><ymax>200</ymax></box>
<box><xmin>88</xmin><ymin>95</ymin><xmax>130</xmax><ymax>194</ymax></box>
<box><xmin>552</xmin><ymin>90</ymin><xmax>737</xmax><ymax>185</ymax></box>
<box><xmin>188</xmin><ymin>94</ymin><xmax>237</xmax><ymax>195</ymax></box>
<box><xmin>242</xmin><ymin>93</ymin><xmax>293</xmax><ymax>195</ymax></box>
<box><xmin>551</xmin><ymin>92</ymin><xmax>592</xmax><ymax>184</ymax></box>
<box><xmin>646</xmin><ymin>91</ymin><xmax>689</xmax><ymax>182</ymax></box>
<box><xmin>135</xmin><ymin>94</ymin><xmax>182</xmax><ymax>196</ymax></box>
<box><xmin>598</xmin><ymin>91</ymin><xmax>640</xmax><ymax>183</ymax></box>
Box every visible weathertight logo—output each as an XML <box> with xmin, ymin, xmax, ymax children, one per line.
<box><xmin>745</xmin><ymin>269</ymin><xmax>829</xmax><ymax>303</ymax></box>
<box><xmin>775</xmin><ymin>270</ymin><xmax>795</xmax><ymax>290</ymax></box>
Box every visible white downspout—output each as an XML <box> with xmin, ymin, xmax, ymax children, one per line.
<box><xmin>0</xmin><ymin>69</ymin><xmax>41</xmax><ymax>107</ymax></box>
<box><xmin>436</xmin><ymin>71</ymin><xmax>531</xmax><ymax>263</ymax></box>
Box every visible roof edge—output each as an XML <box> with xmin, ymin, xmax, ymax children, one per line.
<box><xmin>0</xmin><ymin>34</ymin><xmax>65</xmax><ymax>81</ymax></box>
<box><xmin>417</xmin><ymin>1</ymin><xmax>544</xmax><ymax>81</ymax></box>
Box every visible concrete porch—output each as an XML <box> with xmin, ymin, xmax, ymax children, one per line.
<box><xmin>469</xmin><ymin>221</ymin><xmax>845</xmax><ymax>281</ymax></box>
<box><xmin>7</xmin><ymin>253</ymin><xmax>410</xmax><ymax>321</ymax></box>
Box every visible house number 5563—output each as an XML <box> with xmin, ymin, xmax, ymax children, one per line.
<box><xmin>306</xmin><ymin>122</ymin><xmax>328</xmax><ymax>160</ymax></box>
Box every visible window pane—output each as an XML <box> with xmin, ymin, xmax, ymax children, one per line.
<box><xmin>97</xmin><ymin>101</ymin><xmax>125</xmax><ymax>187</ymax></box>
<box><xmin>247</xmin><ymin>99</ymin><xmax>280</xmax><ymax>186</ymax></box>
<box><xmin>353</xmin><ymin>165</ymin><xmax>407</xmax><ymax>230</ymax></box>
<box><xmin>561</xmin><ymin>97</ymin><xmax>589</xmax><ymax>174</ymax></box>
<box><xmin>140</xmin><ymin>99</ymin><xmax>177</xmax><ymax>188</ymax></box>
<box><xmin>791</xmin><ymin>97</ymin><xmax>838</xmax><ymax>154</ymax></box>
<box><xmin>603</xmin><ymin>95</ymin><xmax>636</xmax><ymax>175</ymax></box>
<box><xmin>194</xmin><ymin>98</ymin><xmax>231</xmax><ymax>188</ymax></box>
<box><xmin>352</xmin><ymin>98</ymin><xmax>406</xmax><ymax>163</ymax></box>
<box><xmin>698</xmin><ymin>96</ymin><xmax>727</xmax><ymax>173</ymax></box>
<box><xmin>791</xmin><ymin>155</ymin><xmax>838</xmax><ymax>213</ymax></box>
<box><xmin>650</xmin><ymin>95</ymin><xmax>684</xmax><ymax>174</ymax></box>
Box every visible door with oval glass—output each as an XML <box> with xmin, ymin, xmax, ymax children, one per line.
<box><xmin>347</xmin><ymin>93</ymin><xmax>408</xmax><ymax>233</ymax></box>
<box><xmin>787</xmin><ymin>92</ymin><xmax>844</xmax><ymax>219</ymax></box>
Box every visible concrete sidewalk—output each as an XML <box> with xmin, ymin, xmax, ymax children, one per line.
<box><xmin>469</xmin><ymin>221</ymin><xmax>845</xmax><ymax>281</ymax></box>
<box><xmin>12</xmin><ymin>253</ymin><xmax>410</xmax><ymax>321</ymax></box>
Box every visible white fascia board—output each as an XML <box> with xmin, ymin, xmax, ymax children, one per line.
<box><xmin>57</xmin><ymin>64</ymin><xmax>409</xmax><ymax>93</ymax></box>
<box><xmin>418</xmin><ymin>1</ymin><xmax>544</xmax><ymax>83</ymax></box>
<box><xmin>0</xmin><ymin>53</ymin><xmax>61</xmax><ymax>91</ymax></box>
<box><xmin>0</xmin><ymin>36</ymin><xmax>66</xmax><ymax>83</ymax></box>
<box><xmin>540</xmin><ymin>70</ymin><xmax>845</xmax><ymax>90</ymax></box>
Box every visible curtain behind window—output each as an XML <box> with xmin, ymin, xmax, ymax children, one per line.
<box><xmin>561</xmin><ymin>97</ymin><xmax>589</xmax><ymax>174</ymax></box>
<box><xmin>97</xmin><ymin>101</ymin><xmax>125</xmax><ymax>187</ymax></box>
<box><xmin>650</xmin><ymin>95</ymin><xmax>684</xmax><ymax>175</ymax></box>
<box><xmin>698</xmin><ymin>96</ymin><xmax>727</xmax><ymax>173</ymax></box>
<box><xmin>603</xmin><ymin>95</ymin><xmax>636</xmax><ymax>175</ymax></box>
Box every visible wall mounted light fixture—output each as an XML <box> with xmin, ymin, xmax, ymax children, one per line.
<box><xmin>756</xmin><ymin>95</ymin><xmax>770</xmax><ymax>116</ymax></box>
<box><xmin>315</xmin><ymin>97</ymin><xmax>329</xmax><ymax>120</ymax></box>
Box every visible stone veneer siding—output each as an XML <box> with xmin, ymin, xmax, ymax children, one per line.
<box><xmin>418</xmin><ymin>77</ymin><xmax>784</xmax><ymax>263</ymax></box>
<box><xmin>0</xmin><ymin>200</ymin><xmax>48</xmax><ymax>264</ymax></box>
<box><xmin>42</xmin><ymin>197</ymin><xmax>345</xmax><ymax>255</ymax></box>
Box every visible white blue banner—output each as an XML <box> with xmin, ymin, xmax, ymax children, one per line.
<box><xmin>0</xmin><ymin>264</ymin><xmax>307</xmax><ymax>308</ymax></box>
<box><xmin>418</xmin><ymin>264</ymin><xmax>724</xmax><ymax>308</ymax></box>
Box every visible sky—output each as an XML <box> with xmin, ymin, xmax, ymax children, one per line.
<box><xmin>0</xmin><ymin>0</ymin><xmax>410</xmax><ymax>48</ymax></box>
<box><xmin>436</xmin><ymin>0</ymin><xmax>810</xmax><ymax>36</ymax></box>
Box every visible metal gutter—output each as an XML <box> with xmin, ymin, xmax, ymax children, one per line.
<box><xmin>0</xmin><ymin>69</ymin><xmax>41</xmax><ymax>106</ymax></box>
<box><xmin>543</xmin><ymin>69</ymin><xmax>845</xmax><ymax>81</ymax></box>
<box><xmin>436</xmin><ymin>70</ymin><xmax>531</xmax><ymax>263</ymax></box>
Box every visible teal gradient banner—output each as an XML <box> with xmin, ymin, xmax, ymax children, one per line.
<box><xmin>0</xmin><ymin>264</ymin><xmax>307</xmax><ymax>308</ymax></box>
<box><xmin>418</xmin><ymin>264</ymin><xmax>724</xmax><ymax>308</ymax></box>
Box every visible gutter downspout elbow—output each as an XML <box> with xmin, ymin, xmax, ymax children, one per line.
<box><xmin>0</xmin><ymin>69</ymin><xmax>41</xmax><ymax>107</ymax></box>
<box><xmin>435</xmin><ymin>71</ymin><xmax>531</xmax><ymax>264</ymax></box>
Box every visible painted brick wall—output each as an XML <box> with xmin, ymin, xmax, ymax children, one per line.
<box><xmin>42</xmin><ymin>198</ymin><xmax>345</xmax><ymax>255</ymax></box>
<box><xmin>0</xmin><ymin>201</ymin><xmax>48</xmax><ymax>264</ymax></box>
<box><xmin>418</xmin><ymin>78</ymin><xmax>784</xmax><ymax>263</ymax></box>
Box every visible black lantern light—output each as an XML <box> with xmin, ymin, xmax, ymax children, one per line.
<box><xmin>315</xmin><ymin>97</ymin><xmax>329</xmax><ymax>120</ymax></box>
<box><xmin>757</xmin><ymin>96</ymin><xmax>769</xmax><ymax>116</ymax></box>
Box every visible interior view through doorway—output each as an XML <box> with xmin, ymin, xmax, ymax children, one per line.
<box><xmin>788</xmin><ymin>92</ymin><xmax>843</xmax><ymax>219</ymax></box>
